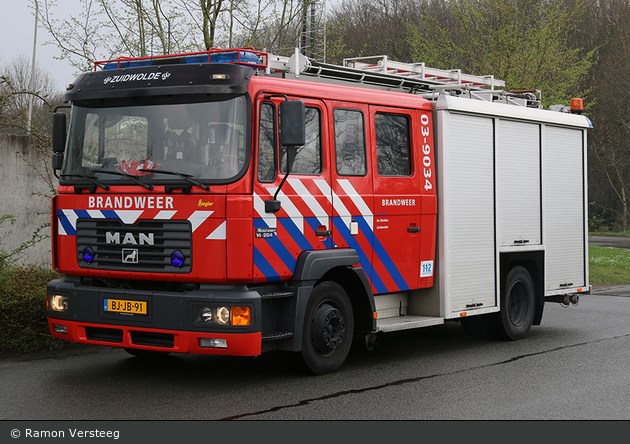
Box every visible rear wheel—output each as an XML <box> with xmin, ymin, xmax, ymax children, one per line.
<box><xmin>299</xmin><ymin>281</ymin><xmax>354</xmax><ymax>375</ymax></box>
<box><xmin>498</xmin><ymin>266</ymin><xmax>536</xmax><ymax>340</ymax></box>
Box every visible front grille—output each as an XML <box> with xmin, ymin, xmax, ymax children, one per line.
<box><xmin>76</xmin><ymin>219</ymin><xmax>192</xmax><ymax>273</ymax></box>
<box><xmin>85</xmin><ymin>326</ymin><xmax>123</xmax><ymax>343</ymax></box>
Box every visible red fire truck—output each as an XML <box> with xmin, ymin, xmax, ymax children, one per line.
<box><xmin>47</xmin><ymin>48</ymin><xmax>591</xmax><ymax>374</ymax></box>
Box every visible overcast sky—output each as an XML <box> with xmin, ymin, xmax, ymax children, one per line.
<box><xmin>0</xmin><ymin>1</ymin><xmax>79</xmax><ymax>92</ymax></box>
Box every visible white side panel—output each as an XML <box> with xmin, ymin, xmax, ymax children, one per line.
<box><xmin>543</xmin><ymin>126</ymin><xmax>587</xmax><ymax>291</ymax></box>
<box><xmin>497</xmin><ymin>120</ymin><xmax>541</xmax><ymax>246</ymax></box>
<box><xmin>438</xmin><ymin>112</ymin><xmax>496</xmax><ymax>314</ymax></box>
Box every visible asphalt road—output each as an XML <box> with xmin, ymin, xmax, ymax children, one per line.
<box><xmin>0</xmin><ymin>235</ymin><xmax>626</xmax><ymax>430</ymax></box>
<box><xmin>1</xmin><ymin>290</ymin><xmax>630</xmax><ymax>422</ymax></box>
<box><xmin>589</xmin><ymin>235</ymin><xmax>630</xmax><ymax>249</ymax></box>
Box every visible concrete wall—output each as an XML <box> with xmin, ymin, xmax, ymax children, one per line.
<box><xmin>0</xmin><ymin>134</ymin><xmax>57</xmax><ymax>266</ymax></box>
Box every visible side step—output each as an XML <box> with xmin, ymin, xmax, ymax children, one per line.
<box><xmin>376</xmin><ymin>315</ymin><xmax>444</xmax><ymax>333</ymax></box>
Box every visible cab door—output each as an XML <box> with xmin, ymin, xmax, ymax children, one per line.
<box><xmin>328</xmin><ymin>103</ymin><xmax>375</xmax><ymax>290</ymax></box>
<box><xmin>253</xmin><ymin>96</ymin><xmax>332</xmax><ymax>283</ymax></box>
<box><xmin>369</xmin><ymin>106</ymin><xmax>422</xmax><ymax>293</ymax></box>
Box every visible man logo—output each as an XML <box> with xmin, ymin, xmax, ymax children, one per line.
<box><xmin>106</xmin><ymin>232</ymin><xmax>155</xmax><ymax>246</ymax></box>
<box><xmin>122</xmin><ymin>248</ymin><xmax>139</xmax><ymax>264</ymax></box>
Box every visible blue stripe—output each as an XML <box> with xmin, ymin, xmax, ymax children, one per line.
<box><xmin>278</xmin><ymin>217</ymin><xmax>314</xmax><ymax>252</ymax></box>
<box><xmin>57</xmin><ymin>210</ymin><xmax>76</xmax><ymax>236</ymax></box>
<box><xmin>369</xmin><ymin>227</ymin><xmax>410</xmax><ymax>291</ymax></box>
<box><xmin>75</xmin><ymin>209</ymin><xmax>90</xmax><ymax>219</ymax></box>
<box><xmin>332</xmin><ymin>217</ymin><xmax>387</xmax><ymax>294</ymax></box>
<box><xmin>253</xmin><ymin>218</ymin><xmax>297</xmax><ymax>273</ymax></box>
<box><xmin>253</xmin><ymin>246</ymin><xmax>281</xmax><ymax>282</ymax></box>
<box><xmin>100</xmin><ymin>210</ymin><xmax>120</xmax><ymax>221</ymax></box>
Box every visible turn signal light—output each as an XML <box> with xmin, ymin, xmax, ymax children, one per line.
<box><xmin>231</xmin><ymin>307</ymin><xmax>251</xmax><ymax>326</ymax></box>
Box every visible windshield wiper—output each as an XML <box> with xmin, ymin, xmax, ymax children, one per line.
<box><xmin>139</xmin><ymin>168</ymin><xmax>210</xmax><ymax>191</ymax></box>
<box><xmin>60</xmin><ymin>174</ymin><xmax>110</xmax><ymax>191</ymax></box>
<box><xmin>91</xmin><ymin>169</ymin><xmax>154</xmax><ymax>190</ymax></box>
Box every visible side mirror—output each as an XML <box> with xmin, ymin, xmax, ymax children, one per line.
<box><xmin>265</xmin><ymin>100</ymin><xmax>306</xmax><ymax>214</ymax></box>
<box><xmin>279</xmin><ymin>100</ymin><xmax>305</xmax><ymax>147</ymax></box>
<box><xmin>52</xmin><ymin>112</ymin><xmax>67</xmax><ymax>153</ymax></box>
<box><xmin>52</xmin><ymin>112</ymin><xmax>67</xmax><ymax>178</ymax></box>
<box><xmin>52</xmin><ymin>152</ymin><xmax>64</xmax><ymax>170</ymax></box>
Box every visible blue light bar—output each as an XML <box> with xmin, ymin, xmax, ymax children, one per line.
<box><xmin>102</xmin><ymin>50</ymin><xmax>263</xmax><ymax>70</ymax></box>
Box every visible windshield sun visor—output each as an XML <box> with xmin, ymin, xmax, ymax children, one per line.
<box><xmin>65</xmin><ymin>63</ymin><xmax>253</xmax><ymax>104</ymax></box>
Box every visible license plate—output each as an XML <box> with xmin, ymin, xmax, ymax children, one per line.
<box><xmin>104</xmin><ymin>299</ymin><xmax>147</xmax><ymax>315</ymax></box>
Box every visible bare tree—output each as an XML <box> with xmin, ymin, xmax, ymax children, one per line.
<box><xmin>0</xmin><ymin>55</ymin><xmax>61</xmax><ymax>135</ymax></box>
<box><xmin>36</xmin><ymin>0</ymin><xmax>207</xmax><ymax>72</ymax></box>
<box><xmin>0</xmin><ymin>55</ymin><xmax>63</xmax><ymax>196</ymax></box>
<box><xmin>223</xmin><ymin>0</ymin><xmax>318</xmax><ymax>56</ymax></box>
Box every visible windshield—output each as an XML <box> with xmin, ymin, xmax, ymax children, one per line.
<box><xmin>61</xmin><ymin>96</ymin><xmax>250</xmax><ymax>185</ymax></box>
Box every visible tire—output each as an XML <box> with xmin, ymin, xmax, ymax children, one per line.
<box><xmin>498</xmin><ymin>266</ymin><xmax>536</xmax><ymax>340</ymax></box>
<box><xmin>299</xmin><ymin>281</ymin><xmax>354</xmax><ymax>375</ymax></box>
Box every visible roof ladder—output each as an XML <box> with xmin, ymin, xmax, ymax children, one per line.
<box><xmin>264</xmin><ymin>48</ymin><xmax>505</xmax><ymax>93</ymax></box>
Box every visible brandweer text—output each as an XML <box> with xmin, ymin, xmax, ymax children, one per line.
<box><xmin>88</xmin><ymin>196</ymin><xmax>174</xmax><ymax>210</ymax></box>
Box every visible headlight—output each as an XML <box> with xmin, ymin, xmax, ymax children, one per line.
<box><xmin>216</xmin><ymin>307</ymin><xmax>230</xmax><ymax>325</ymax></box>
<box><xmin>193</xmin><ymin>305</ymin><xmax>251</xmax><ymax>326</ymax></box>
<box><xmin>49</xmin><ymin>294</ymin><xmax>69</xmax><ymax>312</ymax></box>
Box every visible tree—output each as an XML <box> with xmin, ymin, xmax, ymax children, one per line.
<box><xmin>406</xmin><ymin>0</ymin><xmax>594</xmax><ymax>108</ymax></box>
<box><xmin>326</xmin><ymin>0</ymin><xmax>426</xmax><ymax>64</ymax></box>
<box><xmin>0</xmin><ymin>55</ymin><xmax>62</xmax><ymax>136</ymax></box>
<box><xmin>36</xmin><ymin>0</ymin><xmax>214</xmax><ymax>72</ymax></box>
<box><xmin>585</xmin><ymin>0</ymin><xmax>630</xmax><ymax>231</ymax></box>
<box><xmin>0</xmin><ymin>55</ymin><xmax>63</xmax><ymax>198</ymax></box>
<box><xmin>35</xmin><ymin>0</ymin><xmax>318</xmax><ymax>71</ymax></box>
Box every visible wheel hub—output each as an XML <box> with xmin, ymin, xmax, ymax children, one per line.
<box><xmin>312</xmin><ymin>303</ymin><xmax>345</xmax><ymax>354</ymax></box>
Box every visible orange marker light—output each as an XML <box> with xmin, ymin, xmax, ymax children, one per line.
<box><xmin>231</xmin><ymin>307</ymin><xmax>251</xmax><ymax>326</ymax></box>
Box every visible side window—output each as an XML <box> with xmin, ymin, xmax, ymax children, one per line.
<box><xmin>280</xmin><ymin>106</ymin><xmax>322</xmax><ymax>175</ymax></box>
<box><xmin>375</xmin><ymin>112</ymin><xmax>412</xmax><ymax>176</ymax></box>
<box><xmin>257</xmin><ymin>102</ymin><xmax>276</xmax><ymax>182</ymax></box>
<box><xmin>334</xmin><ymin>108</ymin><xmax>366</xmax><ymax>176</ymax></box>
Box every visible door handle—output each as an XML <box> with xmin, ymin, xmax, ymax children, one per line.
<box><xmin>316</xmin><ymin>230</ymin><xmax>332</xmax><ymax>237</ymax></box>
<box><xmin>407</xmin><ymin>226</ymin><xmax>421</xmax><ymax>233</ymax></box>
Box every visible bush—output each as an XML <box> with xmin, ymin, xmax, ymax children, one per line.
<box><xmin>0</xmin><ymin>265</ymin><xmax>68</xmax><ymax>355</ymax></box>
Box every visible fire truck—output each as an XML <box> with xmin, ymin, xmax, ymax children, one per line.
<box><xmin>47</xmin><ymin>47</ymin><xmax>591</xmax><ymax>374</ymax></box>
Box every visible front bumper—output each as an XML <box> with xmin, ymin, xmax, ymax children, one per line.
<box><xmin>46</xmin><ymin>277</ymin><xmax>263</xmax><ymax>356</ymax></box>
<box><xmin>48</xmin><ymin>318</ymin><xmax>262</xmax><ymax>356</ymax></box>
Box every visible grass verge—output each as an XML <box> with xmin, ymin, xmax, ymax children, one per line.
<box><xmin>589</xmin><ymin>245</ymin><xmax>630</xmax><ymax>287</ymax></box>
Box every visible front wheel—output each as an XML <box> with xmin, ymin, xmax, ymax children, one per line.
<box><xmin>299</xmin><ymin>281</ymin><xmax>354</xmax><ymax>375</ymax></box>
<box><xmin>498</xmin><ymin>266</ymin><xmax>536</xmax><ymax>340</ymax></box>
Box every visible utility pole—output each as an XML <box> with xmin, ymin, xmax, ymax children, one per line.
<box><xmin>27</xmin><ymin>2</ymin><xmax>39</xmax><ymax>134</ymax></box>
